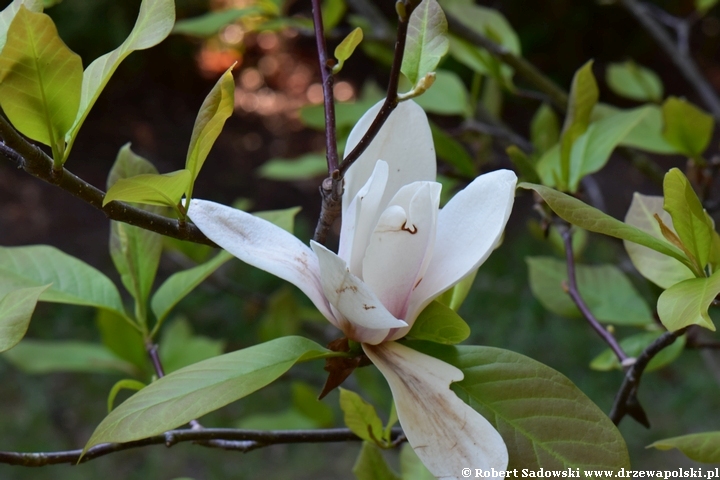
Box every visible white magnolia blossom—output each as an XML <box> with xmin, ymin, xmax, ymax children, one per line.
<box><xmin>188</xmin><ymin>100</ymin><xmax>517</xmax><ymax>478</ymax></box>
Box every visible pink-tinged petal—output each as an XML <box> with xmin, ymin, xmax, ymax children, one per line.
<box><xmin>310</xmin><ymin>241</ymin><xmax>407</xmax><ymax>345</ymax></box>
<box><xmin>343</xmin><ymin>100</ymin><xmax>435</xmax><ymax>218</ymax></box>
<box><xmin>188</xmin><ymin>199</ymin><xmax>334</xmax><ymax>324</ymax></box>
<box><xmin>402</xmin><ymin>170</ymin><xmax>517</xmax><ymax>327</ymax></box>
<box><xmin>362</xmin><ymin>182</ymin><xmax>441</xmax><ymax>319</ymax></box>
<box><xmin>364</xmin><ymin>342</ymin><xmax>508</xmax><ymax>477</ymax></box>
<box><xmin>338</xmin><ymin>161</ymin><xmax>389</xmax><ymax>276</ymax></box>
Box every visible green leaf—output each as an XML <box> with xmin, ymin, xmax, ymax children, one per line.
<box><xmin>322</xmin><ymin>0</ymin><xmax>346</xmax><ymax>32</ymax></box>
<box><xmin>160</xmin><ymin>317</ymin><xmax>225</xmax><ymax>373</ymax></box>
<box><xmin>506</xmin><ymin>146</ymin><xmax>540</xmax><ymax>184</ymax></box>
<box><xmin>254</xmin><ymin>206</ymin><xmax>301</xmax><ymax>233</ymax></box>
<box><xmin>292</xmin><ymin>381</ymin><xmax>334</xmax><ymax>427</ymax></box>
<box><xmin>258</xmin><ymin>286</ymin><xmax>301</xmax><ymax>342</ymax></box>
<box><xmin>108</xmin><ymin>145</ymin><xmax>162</xmax><ymax>320</ymax></box>
<box><xmin>407</xmin><ymin>300</ymin><xmax>471</xmax><ymax>343</ymax></box>
<box><xmin>185</xmin><ymin>65</ymin><xmax>236</xmax><ymax>200</ymax></box>
<box><xmin>624</xmin><ymin>193</ymin><xmax>695</xmax><ymax>289</ymax></box>
<box><xmin>0</xmin><ymin>285</ymin><xmax>49</xmax><ymax>353</ymax></box>
<box><xmin>0</xmin><ymin>6</ymin><xmax>82</xmax><ymax>161</ymax></box>
<box><xmin>0</xmin><ymin>245</ymin><xmax>126</xmax><ymax>316</ymax></box>
<box><xmin>409</xmin><ymin>69</ymin><xmax>469</xmax><ymax>116</ymax></box>
<box><xmin>103</xmin><ymin>169</ymin><xmax>192</xmax><ymax>209</ymax></box>
<box><xmin>151</xmin><ymin>251</ymin><xmax>233</xmax><ymax>325</ymax></box>
<box><xmin>526</xmin><ymin>256</ymin><xmax>653</xmax><ymax>326</ymax></box>
<box><xmin>0</xmin><ymin>0</ymin><xmax>43</xmax><ymax>53</ymax></box>
<box><xmin>590</xmin><ymin>332</ymin><xmax>685</xmax><ymax>372</ymax></box>
<box><xmin>447</xmin><ymin>35</ymin><xmax>493</xmax><ymax>75</ymax></box>
<box><xmin>173</xmin><ymin>8</ymin><xmax>261</xmax><ymax>37</ymax></box>
<box><xmin>108</xmin><ymin>379</ymin><xmax>146</xmax><ymax>412</ymax></box>
<box><xmin>531</xmin><ymin>103</ymin><xmax>560</xmax><ymax>156</ymax></box>
<box><xmin>606</xmin><ymin>61</ymin><xmax>663</xmax><ymax>102</ymax></box>
<box><xmin>430</xmin><ymin>123</ymin><xmax>475</xmax><ymax>177</ymax></box>
<box><xmin>613</xmin><ymin>104</ymin><xmax>677</xmax><ymax>154</ymax></box>
<box><xmin>442</xmin><ymin>3</ymin><xmax>520</xmax><ymax>55</ymax></box>
<box><xmin>64</xmin><ymin>0</ymin><xmax>175</xmax><ymax>162</ymax></box>
<box><xmin>518</xmin><ymin>183</ymin><xmax>693</xmax><ymax>270</ymax></box>
<box><xmin>663</xmin><ymin>168</ymin><xmax>714</xmax><ymax>269</ymax></box>
<box><xmin>662</xmin><ymin>97</ymin><xmax>714</xmax><ymax>158</ymax></box>
<box><xmin>436</xmin><ymin>268</ymin><xmax>478</xmax><ymax>311</ymax></box>
<box><xmin>340</xmin><ymin>388</ymin><xmax>385</xmax><ymax>444</ymax></box>
<box><xmin>657</xmin><ymin>270</ymin><xmax>720</xmax><ymax>331</ymax></box>
<box><xmin>237</xmin><ymin>409</ymin><xmax>319</xmax><ymax>430</ymax></box>
<box><xmin>96</xmin><ymin>309</ymin><xmax>146</xmax><ymax>370</ymax></box>
<box><xmin>257</xmin><ymin>153</ymin><xmax>328</xmax><ymax>181</ymax></box>
<box><xmin>333</xmin><ymin>27</ymin><xmax>363</xmax><ymax>74</ymax></box>
<box><xmin>401</xmin><ymin>0</ymin><xmax>449</xmax><ymax>85</ymax></box>
<box><xmin>83</xmin><ymin>336</ymin><xmax>332</xmax><ymax>452</ymax></box>
<box><xmin>407</xmin><ymin>341</ymin><xmax>631</xmax><ymax>471</ymax></box>
<box><xmin>3</xmin><ymin>340</ymin><xmax>136</xmax><ymax>375</ymax></box>
<box><xmin>400</xmin><ymin>444</ymin><xmax>434</xmax><ymax>480</ymax></box>
<box><xmin>696</xmin><ymin>0</ymin><xmax>719</xmax><ymax>12</ymax></box>
<box><xmin>353</xmin><ymin>442</ymin><xmax>401</xmax><ymax>480</ymax></box>
<box><xmin>648</xmin><ymin>431</ymin><xmax>720</xmax><ymax>463</ymax></box>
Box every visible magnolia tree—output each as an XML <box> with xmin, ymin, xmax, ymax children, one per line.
<box><xmin>0</xmin><ymin>0</ymin><xmax>719</xmax><ymax>478</ymax></box>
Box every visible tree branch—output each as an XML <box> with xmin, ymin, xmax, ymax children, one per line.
<box><xmin>0</xmin><ymin>427</ymin><xmax>405</xmax><ymax>467</ymax></box>
<box><xmin>619</xmin><ymin>0</ymin><xmax>720</xmax><ymax>120</ymax></box>
<box><xmin>609</xmin><ymin>327</ymin><xmax>689</xmax><ymax>425</ymax></box>
<box><xmin>0</xmin><ymin>116</ymin><xmax>215</xmax><ymax>247</ymax></box>
<box><xmin>560</xmin><ymin>225</ymin><xmax>629</xmax><ymax>363</ymax></box>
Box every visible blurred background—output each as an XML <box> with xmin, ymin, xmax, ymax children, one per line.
<box><xmin>0</xmin><ymin>0</ymin><xmax>719</xmax><ymax>478</ymax></box>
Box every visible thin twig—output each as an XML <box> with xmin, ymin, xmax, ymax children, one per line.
<box><xmin>619</xmin><ymin>0</ymin><xmax>720</xmax><ymax>119</ymax></box>
<box><xmin>609</xmin><ymin>327</ymin><xmax>689</xmax><ymax>425</ymax></box>
<box><xmin>0</xmin><ymin>116</ymin><xmax>215</xmax><ymax>247</ymax></box>
<box><xmin>560</xmin><ymin>225</ymin><xmax>629</xmax><ymax>363</ymax></box>
<box><xmin>0</xmin><ymin>427</ymin><xmax>406</xmax><ymax>467</ymax></box>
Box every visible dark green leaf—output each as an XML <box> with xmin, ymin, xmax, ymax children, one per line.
<box><xmin>292</xmin><ymin>381</ymin><xmax>334</xmax><ymax>427</ymax></box>
<box><xmin>96</xmin><ymin>309</ymin><xmax>146</xmax><ymax>370</ymax></box>
<box><xmin>531</xmin><ymin>103</ymin><xmax>560</xmax><ymax>156</ymax></box>
<box><xmin>430</xmin><ymin>122</ymin><xmax>475</xmax><ymax>177</ymax></box>
<box><xmin>173</xmin><ymin>8</ymin><xmax>260</xmax><ymax>37</ymax></box>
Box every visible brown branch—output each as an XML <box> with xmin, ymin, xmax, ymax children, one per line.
<box><xmin>0</xmin><ymin>427</ymin><xmax>406</xmax><ymax>467</ymax></box>
<box><xmin>560</xmin><ymin>225</ymin><xmax>629</xmax><ymax>363</ymax></box>
<box><xmin>0</xmin><ymin>116</ymin><xmax>216</xmax><ymax>247</ymax></box>
<box><xmin>619</xmin><ymin>0</ymin><xmax>720</xmax><ymax>120</ymax></box>
<box><xmin>609</xmin><ymin>327</ymin><xmax>689</xmax><ymax>425</ymax></box>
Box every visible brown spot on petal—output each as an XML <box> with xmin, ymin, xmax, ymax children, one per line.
<box><xmin>362</xmin><ymin>304</ymin><xmax>376</xmax><ymax>310</ymax></box>
<box><xmin>401</xmin><ymin>221</ymin><xmax>418</xmax><ymax>234</ymax></box>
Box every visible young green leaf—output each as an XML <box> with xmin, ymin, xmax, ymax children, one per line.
<box><xmin>82</xmin><ymin>336</ymin><xmax>332</xmax><ymax>453</ymax></box>
<box><xmin>447</xmin><ymin>35</ymin><xmax>494</xmax><ymax>75</ymax></box>
<box><xmin>185</xmin><ymin>65</ymin><xmax>236</xmax><ymax>200</ymax></box>
<box><xmin>436</xmin><ymin>268</ymin><xmax>478</xmax><ymax>312</ymax></box>
<box><xmin>401</xmin><ymin>0</ymin><xmax>449</xmax><ymax>85</ymax></box>
<box><xmin>590</xmin><ymin>332</ymin><xmax>685</xmax><ymax>373</ymax></box>
<box><xmin>339</xmin><ymin>388</ymin><xmax>385</xmax><ymax>444</ymax></box>
<box><xmin>442</xmin><ymin>3</ymin><xmax>520</xmax><ymax>55</ymax></box>
<box><xmin>400</xmin><ymin>444</ymin><xmax>434</xmax><ymax>480</ymax></box>
<box><xmin>526</xmin><ymin>256</ymin><xmax>653</xmax><ymax>326</ymax></box>
<box><xmin>0</xmin><ymin>245</ymin><xmax>126</xmax><ymax>316</ymax></box>
<box><xmin>151</xmin><ymin>251</ymin><xmax>233</xmax><ymax>326</ymax></box>
<box><xmin>3</xmin><ymin>340</ymin><xmax>136</xmax><ymax>375</ymax></box>
<box><xmin>648</xmin><ymin>431</ymin><xmax>720</xmax><ymax>463</ymax></box>
<box><xmin>322</xmin><ymin>0</ymin><xmax>346</xmax><ymax>32</ymax></box>
<box><xmin>518</xmin><ymin>183</ymin><xmax>693</xmax><ymax>270</ymax></box>
<box><xmin>624</xmin><ymin>193</ymin><xmax>695</xmax><ymax>289</ymax></box>
<box><xmin>0</xmin><ymin>0</ymin><xmax>43</xmax><ymax>52</ymax></box>
<box><xmin>531</xmin><ymin>103</ymin><xmax>560</xmax><ymax>156</ymax></box>
<box><xmin>662</xmin><ymin>97</ymin><xmax>714</xmax><ymax>158</ymax></box>
<box><xmin>103</xmin><ymin>169</ymin><xmax>192</xmax><ymax>209</ymax></box>
<box><xmin>257</xmin><ymin>154</ymin><xmax>328</xmax><ymax>181</ymax></box>
<box><xmin>333</xmin><ymin>27</ymin><xmax>363</xmax><ymax>74</ymax></box>
<box><xmin>160</xmin><ymin>317</ymin><xmax>225</xmax><ymax>373</ymax></box>
<box><xmin>107</xmin><ymin>379</ymin><xmax>146</xmax><ymax>413</ymax></box>
<box><xmin>173</xmin><ymin>8</ymin><xmax>261</xmax><ymax>37</ymax></box>
<box><xmin>663</xmin><ymin>168</ymin><xmax>714</xmax><ymax>270</ymax></box>
<box><xmin>408</xmin><ymin>69</ymin><xmax>469</xmax><ymax>116</ymax></box>
<box><xmin>96</xmin><ymin>309</ymin><xmax>146</xmax><ymax>370</ymax></box>
<box><xmin>614</xmin><ymin>104</ymin><xmax>677</xmax><ymax>154</ymax></box>
<box><xmin>0</xmin><ymin>285</ymin><xmax>50</xmax><ymax>353</ymax></box>
<box><xmin>657</xmin><ymin>270</ymin><xmax>720</xmax><ymax>331</ymax></box>
<box><xmin>64</xmin><ymin>0</ymin><xmax>175</xmax><ymax>162</ymax></box>
<box><xmin>606</xmin><ymin>61</ymin><xmax>663</xmax><ymax>102</ymax></box>
<box><xmin>407</xmin><ymin>341</ymin><xmax>631</xmax><ymax>471</ymax></box>
<box><xmin>353</xmin><ymin>442</ymin><xmax>402</xmax><ymax>480</ymax></box>
<box><xmin>558</xmin><ymin>60</ymin><xmax>598</xmax><ymax>191</ymax></box>
<box><xmin>0</xmin><ymin>6</ymin><xmax>82</xmax><ymax>162</ymax></box>
<box><xmin>407</xmin><ymin>300</ymin><xmax>471</xmax><ymax>343</ymax></box>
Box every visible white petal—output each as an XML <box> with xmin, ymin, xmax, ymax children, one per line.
<box><xmin>338</xmin><ymin>160</ymin><xmax>389</xmax><ymax>276</ymax></box>
<box><xmin>362</xmin><ymin>182</ymin><xmax>440</xmax><ymax>319</ymax></box>
<box><xmin>310</xmin><ymin>241</ymin><xmax>407</xmax><ymax>345</ymax></box>
<box><xmin>404</xmin><ymin>170</ymin><xmax>517</xmax><ymax>326</ymax></box>
<box><xmin>364</xmin><ymin>342</ymin><xmax>508</xmax><ymax>478</ymax></box>
<box><xmin>343</xmin><ymin>100</ymin><xmax>435</xmax><ymax>218</ymax></box>
<box><xmin>188</xmin><ymin>199</ymin><xmax>334</xmax><ymax>323</ymax></box>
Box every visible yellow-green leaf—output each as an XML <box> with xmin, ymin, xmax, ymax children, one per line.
<box><xmin>401</xmin><ymin>0</ymin><xmax>449</xmax><ymax>85</ymax></box>
<box><xmin>107</xmin><ymin>379</ymin><xmax>146</xmax><ymax>412</ymax></box>
<box><xmin>606</xmin><ymin>61</ymin><xmax>663</xmax><ymax>102</ymax></box>
<box><xmin>333</xmin><ymin>27</ymin><xmax>363</xmax><ymax>74</ymax></box>
<box><xmin>408</xmin><ymin>300</ymin><xmax>471</xmax><ymax>343</ymax></box>
<box><xmin>0</xmin><ymin>0</ymin><xmax>43</xmax><ymax>53</ymax></box>
<box><xmin>339</xmin><ymin>388</ymin><xmax>385</xmax><ymax>445</ymax></box>
<box><xmin>648</xmin><ymin>431</ymin><xmax>720</xmax><ymax>463</ymax></box>
<box><xmin>657</xmin><ymin>270</ymin><xmax>720</xmax><ymax>331</ymax></box>
<box><xmin>103</xmin><ymin>169</ymin><xmax>192</xmax><ymax>209</ymax></box>
<box><xmin>662</xmin><ymin>97</ymin><xmax>714</xmax><ymax>158</ymax></box>
<box><xmin>0</xmin><ymin>284</ymin><xmax>50</xmax><ymax>352</ymax></box>
<box><xmin>0</xmin><ymin>6</ymin><xmax>82</xmax><ymax>161</ymax></box>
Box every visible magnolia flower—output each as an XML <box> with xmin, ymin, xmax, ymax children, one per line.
<box><xmin>188</xmin><ymin>100</ymin><xmax>517</xmax><ymax>478</ymax></box>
